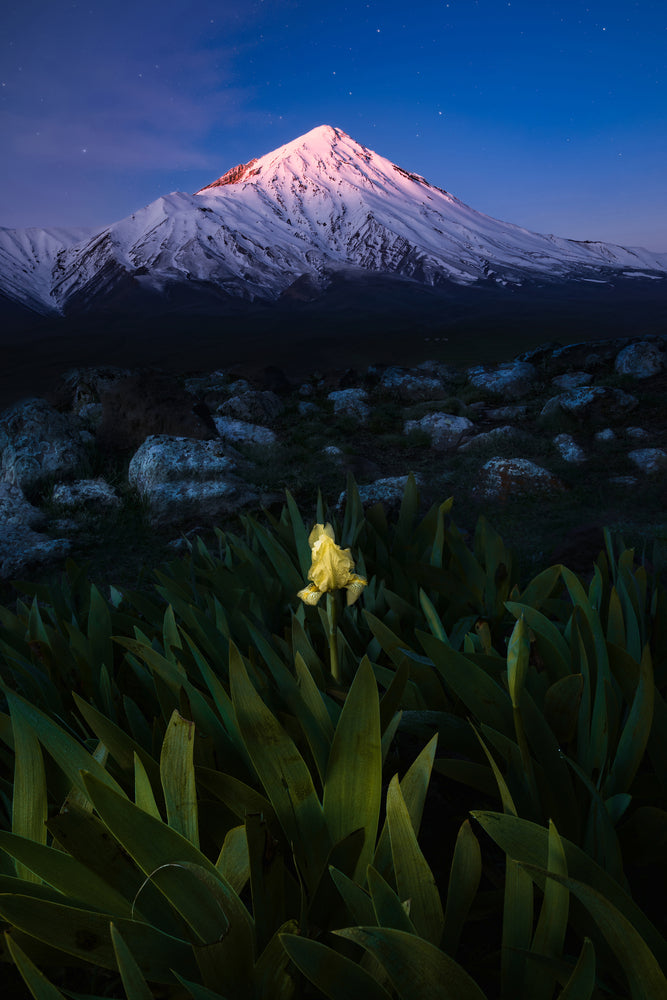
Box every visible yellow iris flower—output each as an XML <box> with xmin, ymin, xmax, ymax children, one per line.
<box><xmin>297</xmin><ymin>523</ymin><xmax>367</xmax><ymax>606</ymax></box>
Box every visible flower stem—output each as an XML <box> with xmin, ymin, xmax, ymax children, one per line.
<box><xmin>326</xmin><ymin>592</ymin><xmax>340</xmax><ymax>683</ymax></box>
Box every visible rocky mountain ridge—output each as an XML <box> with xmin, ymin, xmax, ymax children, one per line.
<box><xmin>2</xmin><ymin>126</ymin><xmax>666</xmax><ymax>318</ymax></box>
<box><xmin>1</xmin><ymin>333</ymin><xmax>665</xmax><ymax>587</ymax></box>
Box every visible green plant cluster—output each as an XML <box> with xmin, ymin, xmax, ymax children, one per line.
<box><xmin>0</xmin><ymin>475</ymin><xmax>665</xmax><ymax>999</ymax></box>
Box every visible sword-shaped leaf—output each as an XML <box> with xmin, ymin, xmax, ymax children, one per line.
<box><xmin>229</xmin><ymin>650</ymin><xmax>330</xmax><ymax>895</ymax></box>
<box><xmin>0</xmin><ymin>896</ymin><xmax>199</xmax><ymax>983</ymax></box>
<box><xmin>81</xmin><ymin>771</ymin><xmax>253</xmax><ymax>950</ymax></box>
<box><xmin>4</xmin><ymin>932</ymin><xmax>68</xmax><ymax>1000</ymax></box>
<box><xmin>160</xmin><ymin>711</ymin><xmax>199</xmax><ymax>848</ymax></box>
<box><xmin>215</xmin><ymin>825</ymin><xmax>249</xmax><ymax>897</ymax></box>
<box><xmin>386</xmin><ymin>775</ymin><xmax>443</xmax><ymax>945</ymax></box>
<box><xmin>73</xmin><ymin>692</ymin><xmax>161</xmax><ymax>787</ymax></box>
<box><xmin>526</xmin><ymin>820</ymin><xmax>569</xmax><ymax>1000</ymax></box>
<box><xmin>557</xmin><ymin>938</ymin><xmax>596</xmax><ymax>1000</ymax></box>
<box><xmin>2</xmin><ymin>685</ymin><xmax>125</xmax><ymax>801</ymax></box>
<box><xmin>110</xmin><ymin>922</ymin><xmax>154</xmax><ymax>1000</ymax></box>
<box><xmin>417</xmin><ymin>632</ymin><xmax>513</xmax><ymax>735</ymax></box>
<box><xmin>281</xmin><ymin>932</ymin><xmax>393</xmax><ymax>1000</ymax></box>
<box><xmin>9</xmin><ymin>704</ymin><xmax>47</xmax><ymax>882</ymax></box>
<box><xmin>504</xmin><ymin>602</ymin><xmax>570</xmax><ymax>683</ymax></box>
<box><xmin>519</xmin><ymin>865</ymin><xmax>667</xmax><ymax>1000</ymax></box>
<box><xmin>334</xmin><ymin>927</ymin><xmax>487</xmax><ymax>1000</ymax></box>
<box><xmin>471</xmin><ymin>811</ymin><xmax>667</xmax><ymax>971</ymax></box>
<box><xmin>367</xmin><ymin>865</ymin><xmax>416</xmax><ymax>934</ymax></box>
<box><xmin>604</xmin><ymin>644</ymin><xmax>654</xmax><ymax>798</ymax></box>
<box><xmin>374</xmin><ymin>735</ymin><xmax>438</xmax><ymax>882</ymax></box>
<box><xmin>134</xmin><ymin>753</ymin><xmax>161</xmax><ymax>820</ymax></box>
<box><xmin>329</xmin><ymin>865</ymin><xmax>376</xmax><ymax>926</ymax></box>
<box><xmin>442</xmin><ymin>819</ymin><xmax>481</xmax><ymax>957</ymax></box>
<box><xmin>323</xmin><ymin>657</ymin><xmax>382</xmax><ymax>882</ymax></box>
<box><xmin>0</xmin><ymin>832</ymin><xmax>134</xmax><ymax>917</ymax></box>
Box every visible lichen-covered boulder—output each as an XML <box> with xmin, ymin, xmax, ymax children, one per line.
<box><xmin>627</xmin><ymin>448</ymin><xmax>667</xmax><ymax>474</ymax></box>
<box><xmin>615</xmin><ymin>340</ymin><xmax>666</xmax><ymax>379</ymax></box>
<box><xmin>184</xmin><ymin>371</ymin><xmax>229</xmax><ymax>397</ymax></box>
<box><xmin>467</xmin><ymin>361</ymin><xmax>538</xmax><ymax>399</ymax></box>
<box><xmin>475</xmin><ymin>458</ymin><xmax>567</xmax><ymax>501</ymax></box>
<box><xmin>459</xmin><ymin>426</ymin><xmax>522</xmax><ymax>452</ymax></box>
<box><xmin>52</xmin><ymin>478</ymin><xmax>121</xmax><ymax>509</ymax></box>
<box><xmin>0</xmin><ymin>398</ymin><xmax>91</xmax><ymax>493</ymax></box>
<box><xmin>553</xmin><ymin>434</ymin><xmax>587</xmax><ymax>463</ymax></box>
<box><xmin>485</xmin><ymin>404</ymin><xmax>528</xmax><ymax>422</ymax></box>
<box><xmin>128</xmin><ymin>435</ymin><xmax>259</xmax><ymax>526</ymax></box>
<box><xmin>625</xmin><ymin>426</ymin><xmax>650</xmax><ymax>441</ymax></box>
<box><xmin>0</xmin><ymin>483</ymin><xmax>70</xmax><ymax>579</ymax></box>
<box><xmin>377</xmin><ymin>366</ymin><xmax>447</xmax><ymax>402</ymax></box>
<box><xmin>337</xmin><ymin>475</ymin><xmax>421</xmax><ymax>513</ymax></box>
<box><xmin>328</xmin><ymin>389</ymin><xmax>371</xmax><ymax>423</ymax></box>
<box><xmin>214</xmin><ymin>417</ymin><xmax>277</xmax><ymax>447</ymax></box>
<box><xmin>219</xmin><ymin>390</ymin><xmax>284</xmax><ymax>423</ymax></box>
<box><xmin>404</xmin><ymin>412</ymin><xmax>474</xmax><ymax>450</ymax></box>
<box><xmin>551</xmin><ymin>372</ymin><xmax>590</xmax><ymax>390</ymax></box>
<box><xmin>540</xmin><ymin>386</ymin><xmax>638</xmax><ymax>424</ymax></box>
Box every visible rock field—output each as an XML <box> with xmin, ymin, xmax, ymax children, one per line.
<box><xmin>1</xmin><ymin>333</ymin><xmax>665</xmax><ymax>585</ymax></box>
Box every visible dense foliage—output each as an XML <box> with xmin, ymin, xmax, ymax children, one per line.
<box><xmin>0</xmin><ymin>474</ymin><xmax>665</xmax><ymax>999</ymax></box>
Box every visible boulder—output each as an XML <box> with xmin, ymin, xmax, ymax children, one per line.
<box><xmin>458</xmin><ymin>426</ymin><xmax>522</xmax><ymax>452</ymax></box>
<box><xmin>625</xmin><ymin>426</ymin><xmax>650</xmax><ymax>440</ymax></box>
<box><xmin>213</xmin><ymin>417</ymin><xmax>277</xmax><ymax>447</ymax></box>
<box><xmin>337</xmin><ymin>475</ymin><xmax>421</xmax><ymax>513</ymax></box>
<box><xmin>377</xmin><ymin>366</ymin><xmax>447</xmax><ymax>401</ymax></box>
<box><xmin>485</xmin><ymin>404</ymin><xmax>528</xmax><ymax>421</ymax></box>
<box><xmin>52</xmin><ymin>478</ymin><xmax>121</xmax><ymax>509</ymax></box>
<box><xmin>404</xmin><ymin>412</ymin><xmax>474</xmax><ymax>450</ymax></box>
<box><xmin>0</xmin><ymin>397</ymin><xmax>91</xmax><ymax>493</ymax></box>
<box><xmin>475</xmin><ymin>458</ymin><xmax>567</xmax><ymax>501</ymax></box>
<box><xmin>627</xmin><ymin>448</ymin><xmax>667</xmax><ymax>474</ymax></box>
<box><xmin>219</xmin><ymin>390</ymin><xmax>284</xmax><ymax>423</ymax></box>
<box><xmin>184</xmin><ymin>371</ymin><xmax>228</xmax><ymax>397</ymax></box>
<box><xmin>328</xmin><ymin>389</ymin><xmax>371</xmax><ymax>423</ymax></box>
<box><xmin>553</xmin><ymin>434</ymin><xmax>587</xmax><ymax>463</ymax></box>
<box><xmin>128</xmin><ymin>436</ymin><xmax>259</xmax><ymax>526</ymax></box>
<box><xmin>551</xmin><ymin>372</ymin><xmax>590</xmax><ymax>390</ymax></box>
<box><xmin>549</xmin><ymin>338</ymin><xmax>631</xmax><ymax>371</ymax></box>
<box><xmin>514</xmin><ymin>342</ymin><xmax>562</xmax><ymax>365</ymax></box>
<box><xmin>298</xmin><ymin>401</ymin><xmax>318</xmax><ymax>417</ymax></box>
<box><xmin>467</xmin><ymin>361</ymin><xmax>538</xmax><ymax>398</ymax></box>
<box><xmin>540</xmin><ymin>386</ymin><xmax>638</xmax><ymax>424</ymax></box>
<box><xmin>0</xmin><ymin>483</ymin><xmax>70</xmax><ymax>579</ymax></box>
<box><xmin>227</xmin><ymin>379</ymin><xmax>253</xmax><ymax>395</ymax></box>
<box><xmin>615</xmin><ymin>340</ymin><xmax>666</xmax><ymax>379</ymax></box>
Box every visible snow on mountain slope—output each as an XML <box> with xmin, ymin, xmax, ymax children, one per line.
<box><xmin>2</xmin><ymin>125</ymin><xmax>666</xmax><ymax>315</ymax></box>
<box><xmin>0</xmin><ymin>226</ymin><xmax>93</xmax><ymax>314</ymax></box>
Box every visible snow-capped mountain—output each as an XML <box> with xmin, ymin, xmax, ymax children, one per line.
<box><xmin>2</xmin><ymin>125</ymin><xmax>666</xmax><ymax>317</ymax></box>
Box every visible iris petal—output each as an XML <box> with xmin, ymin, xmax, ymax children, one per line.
<box><xmin>298</xmin><ymin>523</ymin><xmax>367</xmax><ymax>605</ymax></box>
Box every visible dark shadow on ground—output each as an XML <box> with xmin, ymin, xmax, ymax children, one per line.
<box><xmin>2</xmin><ymin>275</ymin><xmax>665</xmax><ymax>409</ymax></box>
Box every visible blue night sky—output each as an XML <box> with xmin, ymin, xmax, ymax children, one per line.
<box><xmin>1</xmin><ymin>0</ymin><xmax>665</xmax><ymax>250</ymax></box>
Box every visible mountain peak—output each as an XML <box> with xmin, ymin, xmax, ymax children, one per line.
<box><xmin>196</xmin><ymin>125</ymin><xmax>363</xmax><ymax>194</ymax></box>
<box><xmin>2</xmin><ymin>126</ymin><xmax>666</xmax><ymax>319</ymax></box>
